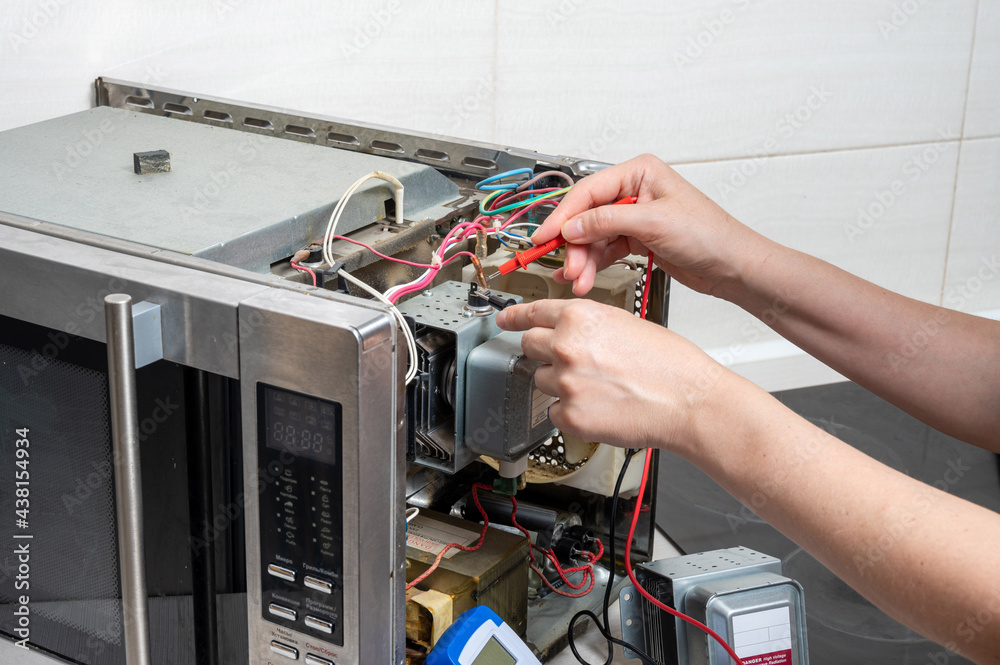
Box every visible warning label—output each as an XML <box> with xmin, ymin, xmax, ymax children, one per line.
<box><xmin>732</xmin><ymin>607</ymin><xmax>792</xmax><ymax>661</ymax></box>
<box><xmin>530</xmin><ymin>386</ymin><xmax>557</xmax><ymax>429</ymax></box>
<box><xmin>741</xmin><ymin>650</ymin><xmax>792</xmax><ymax>665</ymax></box>
<box><xmin>406</xmin><ymin>516</ymin><xmax>479</xmax><ymax>559</ymax></box>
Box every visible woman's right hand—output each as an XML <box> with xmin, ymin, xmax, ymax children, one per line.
<box><xmin>533</xmin><ymin>153</ymin><xmax>770</xmax><ymax>299</ymax></box>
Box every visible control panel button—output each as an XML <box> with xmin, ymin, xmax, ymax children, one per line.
<box><xmin>268</xmin><ymin>603</ymin><xmax>297</xmax><ymax>622</ymax></box>
<box><xmin>270</xmin><ymin>640</ymin><xmax>299</xmax><ymax>660</ymax></box>
<box><xmin>304</xmin><ymin>615</ymin><xmax>334</xmax><ymax>634</ymax></box>
<box><xmin>303</xmin><ymin>575</ymin><xmax>332</xmax><ymax>594</ymax></box>
<box><xmin>268</xmin><ymin>563</ymin><xmax>296</xmax><ymax>582</ymax></box>
<box><xmin>305</xmin><ymin>655</ymin><xmax>334</xmax><ymax>665</ymax></box>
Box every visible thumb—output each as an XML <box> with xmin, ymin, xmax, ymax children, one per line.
<box><xmin>559</xmin><ymin>201</ymin><xmax>651</xmax><ymax>245</ymax></box>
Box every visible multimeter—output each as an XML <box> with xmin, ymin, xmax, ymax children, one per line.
<box><xmin>426</xmin><ymin>606</ymin><xmax>541</xmax><ymax>665</ymax></box>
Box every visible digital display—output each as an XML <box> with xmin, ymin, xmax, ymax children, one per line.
<box><xmin>472</xmin><ymin>637</ymin><xmax>516</xmax><ymax>665</ymax></box>
<box><xmin>261</xmin><ymin>385</ymin><xmax>342</xmax><ymax>466</ymax></box>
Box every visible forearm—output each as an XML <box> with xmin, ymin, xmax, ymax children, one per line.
<box><xmin>681</xmin><ymin>373</ymin><xmax>1000</xmax><ymax>664</ymax></box>
<box><xmin>720</xmin><ymin>235</ymin><xmax>1000</xmax><ymax>449</ymax></box>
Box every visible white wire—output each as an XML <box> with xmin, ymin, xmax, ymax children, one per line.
<box><xmin>385</xmin><ymin>267</ymin><xmax>432</xmax><ymax>302</ymax></box>
<box><xmin>321</xmin><ymin>172</ymin><xmax>419</xmax><ymax>384</ymax></box>
<box><xmin>339</xmin><ymin>270</ymin><xmax>419</xmax><ymax>384</ymax></box>
<box><xmin>501</xmin><ymin>222</ymin><xmax>541</xmax><ymax>233</ymax></box>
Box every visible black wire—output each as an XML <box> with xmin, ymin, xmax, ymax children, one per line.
<box><xmin>566</xmin><ymin>449</ymin><xmax>659</xmax><ymax>665</ymax></box>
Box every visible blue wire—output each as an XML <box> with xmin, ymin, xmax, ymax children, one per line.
<box><xmin>476</xmin><ymin>168</ymin><xmax>534</xmax><ymax>191</ymax></box>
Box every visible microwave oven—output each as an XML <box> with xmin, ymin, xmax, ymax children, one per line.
<box><xmin>0</xmin><ymin>78</ymin><xmax>663</xmax><ymax>665</ymax></box>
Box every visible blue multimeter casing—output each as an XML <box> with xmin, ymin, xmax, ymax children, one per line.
<box><xmin>425</xmin><ymin>606</ymin><xmax>541</xmax><ymax>665</ymax></box>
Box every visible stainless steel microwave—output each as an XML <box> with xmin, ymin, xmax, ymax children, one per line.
<box><xmin>0</xmin><ymin>78</ymin><xmax>662</xmax><ymax>665</ymax></box>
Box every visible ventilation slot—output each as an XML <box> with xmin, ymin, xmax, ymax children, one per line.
<box><xmin>415</xmin><ymin>148</ymin><xmax>450</xmax><ymax>162</ymax></box>
<box><xmin>284</xmin><ymin>124</ymin><xmax>316</xmax><ymax>138</ymax></box>
<box><xmin>162</xmin><ymin>103</ymin><xmax>192</xmax><ymax>115</ymax></box>
<box><xmin>327</xmin><ymin>132</ymin><xmax>359</xmax><ymax>146</ymax></box>
<box><xmin>371</xmin><ymin>140</ymin><xmax>404</xmax><ymax>154</ymax></box>
<box><xmin>202</xmin><ymin>109</ymin><xmax>233</xmax><ymax>123</ymax></box>
<box><xmin>462</xmin><ymin>156</ymin><xmax>497</xmax><ymax>171</ymax></box>
<box><xmin>125</xmin><ymin>96</ymin><xmax>153</xmax><ymax>109</ymax></box>
<box><xmin>243</xmin><ymin>117</ymin><xmax>274</xmax><ymax>130</ymax></box>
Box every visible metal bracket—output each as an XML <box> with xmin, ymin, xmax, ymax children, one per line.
<box><xmin>94</xmin><ymin>77</ymin><xmax>610</xmax><ymax>179</ymax></box>
<box><xmin>619</xmin><ymin>584</ymin><xmax>648</xmax><ymax>661</ymax></box>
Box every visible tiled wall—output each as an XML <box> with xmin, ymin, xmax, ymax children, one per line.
<box><xmin>2</xmin><ymin>0</ymin><xmax>996</xmax><ymax>390</ymax></box>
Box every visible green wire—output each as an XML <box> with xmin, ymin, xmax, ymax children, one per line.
<box><xmin>479</xmin><ymin>186</ymin><xmax>571</xmax><ymax>216</ymax></box>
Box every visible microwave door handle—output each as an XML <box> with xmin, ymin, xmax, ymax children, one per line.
<box><xmin>105</xmin><ymin>294</ymin><xmax>153</xmax><ymax>665</ymax></box>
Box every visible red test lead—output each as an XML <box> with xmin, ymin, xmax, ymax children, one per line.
<box><xmin>487</xmin><ymin>196</ymin><xmax>638</xmax><ymax>282</ymax></box>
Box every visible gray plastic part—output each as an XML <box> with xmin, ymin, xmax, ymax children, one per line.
<box><xmin>130</xmin><ymin>300</ymin><xmax>163</xmax><ymax>369</ymax></box>
<box><xmin>0</xmin><ymin>107</ymin><xmax>459</xmax><ymax>273</ymax></box>
<box><xmin>464</xmin><ymin>331</ymin><xmax>556</xmax><ymax>461</ymax></box>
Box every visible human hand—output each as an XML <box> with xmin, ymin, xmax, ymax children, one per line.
<box><xmin>497</xmin><ymin>298</ymin><xmax>737</xmax><ymax>456</ymax></box>
<box><xmin>534</xmin><ymin>154</ymin><xmax>768</xmax><ymax>298</ymax></box>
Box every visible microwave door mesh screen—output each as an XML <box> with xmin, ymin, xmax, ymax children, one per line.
<box><xmin>0</xmin><ymin>342</ymin><xmax>124</xmax><ymax>656</ymax></box>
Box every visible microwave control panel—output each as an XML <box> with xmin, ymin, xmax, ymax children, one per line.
<box><xmin>257</xmin><ymin>383</ymin><xmax>345</xmax><ymax>647</ymax></box>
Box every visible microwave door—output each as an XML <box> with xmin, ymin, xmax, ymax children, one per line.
<box><xmin>0</xmin><ymin>222</ymin><xmax>265</xmax><ymax>664</ymax></box>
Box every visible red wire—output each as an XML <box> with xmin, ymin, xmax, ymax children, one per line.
<box><xmin>625</xmin><ymin>253</ymin><xmax>745</xmax><ymax>665</ymax></box>
<box><xmin>406</xmin><ymin>482</ymin><xmax>493</xmax><ymax>590</ymax></box>
<box><xmin>640</xmin><ymin>250</ymin><xmax>653</xmax><ymax>320</ymax></box>
<box><xmin>290</xmin><ymin>262</ymin><xmax>317</xmax><ymax>287</ymax></box>
<box><xmin>330</xmin><ymin>235</ymin><xmax>473</xmax><ymax>269</ymax></box>
<box><xmin>507</xmin><ymin>495</ymin><xmax>604</xmax><ymax>599</ymax></box>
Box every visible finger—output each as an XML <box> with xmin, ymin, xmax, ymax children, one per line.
<box><xmin>559</xmin><ymin>200</ymin><xmax>655</xmax><ymax>246</ymax></box>
<box><xmin>496</xmin><ymin>299</ymin><xmax>573</xmax><ymax>331</ymax></box>
<box><xmin>571</xmin><ymin>243</ymin><xmax>607</xmax><ymax>296</ymax></box>
<box><xmin>532</xmin><ymin>365</ymin><xmax>560</xmax><ymax>399</ymax></box>
<box><xmin>594</xmin><ymin>237</ymin><xmax>639</xmax><ymax>273</ymax></box>
<box><xmin>546</xmin><ymin>400</ymin><xmax>568</xmax><ymax>432</ymax></box>
<box><xmin>561</xmin><ymin>242</ymin><xmax>600</xmax><ymax>284</ymax></box>
<box><xmin>561</xmin><ymin>236</ymin><xmax>635</xmax><ymax>290</ymax></box>
<box><xmin>520</xmin><ymin>329</ymin><xmax>557</xmax><ymax>364</ymax></box>
<box><xmin>533</xmin><ymin>159</ymin><xmax>646</xmax><ymax>244</ymax></box>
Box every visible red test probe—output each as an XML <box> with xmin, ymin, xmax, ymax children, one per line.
<box><xmin>486</xmin><ymin>196</ymin><xmax>638</xmax><ymax>282</ymax></box>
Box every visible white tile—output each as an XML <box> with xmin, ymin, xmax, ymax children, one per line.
<box><xmin>664</xmin><ymin>140</ymin><xmax>958</xmax><ymax>363</ymax></box>
<box><xmin>0</xmin><ymin>1</ymin><xmax>497</xmax><ymax>143</ymax></box>
<box><xmin>965</xmin><ymin>0</ymin><xmax>1000</xmax><ymax>138</ymax></box>
<box><xmin>495</xmin><ymin>0</ymin><xmax>976</xmax><ymax>164</ymax></box>
<box><xmin>942</xmin><ymin>137</ymin><xmax>1000</xmax><ymax>314</ymax></box>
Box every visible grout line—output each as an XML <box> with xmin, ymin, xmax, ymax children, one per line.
<box><xmin>666</xmin><ymin>134</ymin><xmax>1000</xmax><ymax>169</ymax></box>
<box><xmin>492</xmin><ymin>0</ymin><xmax>499</xmax><ymax>144</ymax></box>
<box><xmin>938</xmin><ymin>0</ymin><xmax>981</xmax><ymax>307</ymax></box>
